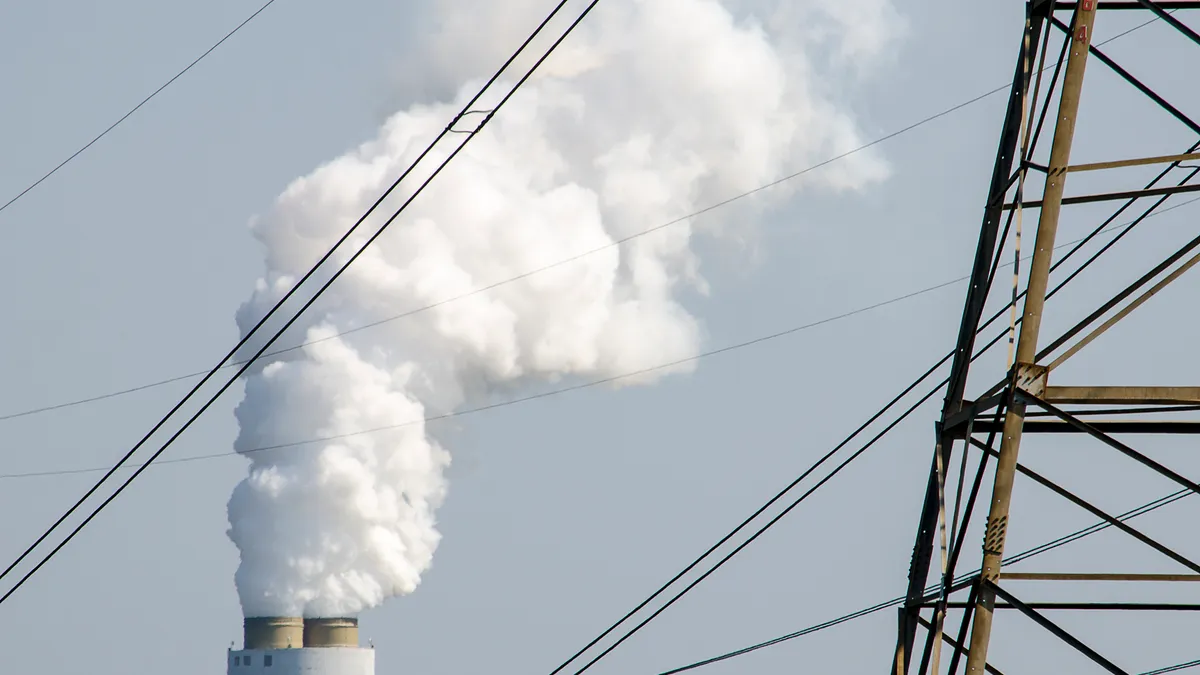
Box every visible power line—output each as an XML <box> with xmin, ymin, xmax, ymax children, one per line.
<box><xmin>639</xmin><ymin>17</ymin><xmax>1196</xmax><ymax>674</ymax></box>
<box><xmin>0</xmin><ymin>113</ymin><xmax>997</xmax><ymax>424</ymax></box>
<box><xmin>0</xmin><ymin>0</ymin><xmax>280</xmax><ymax>217</ymax></box>
<box><xmin>5</xmin><ymin>157</ymin><xmax>1196</xmax><ymax>433</ymax></box>
<box><xmin>0</xmin><ymin>279</ymin><xmax>962</xmax><ymax>480</ymax></box>
<box><xmin>570</xmin><ymin>376</ymin><xmax>952</xmax><ymax>675</ymax></box>
<box><xmin>3</xmin><ymin>0</ymin><xmax>1182</xmax><ymax>616</ymax></box>
<box><xmin>549</xmin><ymin>181</ymin><xmax>1008</xmax><ymax>675</ymax></box>
<box><xmin>1143</xmin><ymin>659</ymin><xmax>1200</xmax><ymax>675</ymax></box>
<box><xmin>0</xmin><ymin>11</ymin><xmax>1182</xmax><ymax>675</ymax></box>
<box><xmin>8</xmin><ymin>92</ymin><xmax>1191</xmax><ymax>622</ymax></box>
<box><xmin>0</xmin><ymin>0</ymin><xmax>597</xmax><ymax>603</ymax></box>
<box><xmin>543</xmin><ymin>118</ymin><xmax>1200</xmax><ymax>675</ymax></box>
<box><xmin>0</xmin><ymin>7</ymin><xmax>1185</xmax><ymax>674</ymax></box>
<box><xmin>657</xmin><ymin>487</ymin><xmax>1196</xmax><ymax>674</ymax></box>
<box><xmin>0</xmin><ymin>18</ymin><xmax>1166</xmax><ymax>425</ymax></box>
<box><xmin>9</xmin><ymin>191</ymin><xmax>1199</xmax><ymax>482</ymax></box>
<box><xmin>4</xmin><ymin>163</ymin><xmax>1193</xmax><ymax>656</ymax></box>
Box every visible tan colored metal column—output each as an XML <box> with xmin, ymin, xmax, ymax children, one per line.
<box><xmin>963</xmin><ymin>4</ymin><xmax>1098</xmax><ymax>673</ymax></box>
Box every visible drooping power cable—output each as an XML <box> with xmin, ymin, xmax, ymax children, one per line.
<box><xmin>548</xmin><ymin>160</ymin><xmax>1200</xmax><ymax>675</ymax></box>
<box><xmin>0</xmin><ymin>0</ymin><xmax>281</xmax><ymax>217</ymax></box>
<box><xmin>0</xmin><ymin>0</ymin><xmax>600</xmax><ymax>602</ymax></box>
<box><xmin>658</xmin><ymin>486</ymin><xmax>1195</xmax><ymax>674</ymax></box>
<box><xmin>546</xmin><ymin>62</ymin><xmax>1200</xmax><ymax>675</ymax></box>
<box><xmin>0</xmin><ymin>7</ymin><xmax>1170</xmax><ymax>425</ymax></box>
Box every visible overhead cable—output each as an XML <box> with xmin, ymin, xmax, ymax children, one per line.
<box><xmin>0</xmin><ymin>0</ymin><xmax>280</xmax><ymax>217</ymax></box>
<box><xmin>0</xmin><ymin>0</ymin><xmax>598</xmax><ymax>603</ymax></box>
<box><xmin>545</xmin><ymin>102</ymin><xmax>1200</xmax><ymax>675</ymax></box>
<box><xmin>657</xmin><ymin>487</ymin><xmax>1195</xmax><ymax>674</ymax></box>
<box><xmin>0</xmin><ymin>10</ymin><xmax>1170</xmax><ymax>425</ymax></box>
<box><xmin>6</xmin><ymin>188</ymin><xmax>1200</xmax><ymax>483</ymax></box>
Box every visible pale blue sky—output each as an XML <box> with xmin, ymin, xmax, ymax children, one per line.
<box><xmin>2</xmin><ymin>2</ymin><xmax>1200</xmax><ymax>673</ymax></box>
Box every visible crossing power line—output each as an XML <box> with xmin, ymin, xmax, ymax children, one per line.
<box><xmin>6</xmin><ymin>191</ymin><xmax>1197</xmax><ymax>482</ymax></box>
<box><xmin>541</xmin><ymin>154</ymin><xmax>1200</xmax><ymax>674</ymax></box>
<box><xmin>0</xmin><ymin>0</ymin><xmax>599</xmax><ymax>605</ymax></box>
<box><xmin>2</xmin><ymin>5</ymin><xmax>1189</xmax><ymax>672</ymax></box>
<box><xmin>657</xmin><ymin>486</ymin><xmax>1197</xmax><ymax>674</ymax></box>
<box><xmin>0</xmin><ymin>14</ymin><xmax>1176</xmax><ymax>426</ymax></box>
<box><xmin>540</xmin><ymin>19</ymin><xmax>1200</xmax><ymax>660</ymax></box>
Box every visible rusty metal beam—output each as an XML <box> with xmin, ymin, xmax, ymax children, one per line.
<box><xmin>1056</xmin><ymin>1</ymin><xmax>1200</xmax><ymax>7</ymax></box>
<box><xmin>972</xmin><ymin>420</ymin><xmax>1200</xmax><ymax>434</ymax></box>
<box><xmin>1001</xmin><ymin>573</ymin><xmax>1200</xmax><ymax>581</ymax></box>
<box><xmin>963</xmin><ymin>6</ymin><xmax>1098</xmax><ymax>671</ymax></box>
<box><xmin>1044</xmin><ymin>386</ymin><xmax>1200</xmax><ymax>405</ymax></box>
<box><xmin>1069</xmin><ymin>152</ymin><xmax>1200</xmax><ymax>172</ymax></box>
<box><xmin>944</xmin><ymin>602</ymin><xmax>1200</xmax><ymax>610</ymax></box>
<box><xmin>1003</xmin><ymin>182</ymin><xmax>1200</xmax><ymax>209</ymax></box>
<box><xmin>894</xmin><ymin>7</ymin><xmax>1056</xmax><ymax>672</ymax></box>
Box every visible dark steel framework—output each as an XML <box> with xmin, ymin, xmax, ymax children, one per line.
<box><xmin>893</xmin><ymin>1</ymin><xmax>1200</xmax><ymax>673</ymax></box>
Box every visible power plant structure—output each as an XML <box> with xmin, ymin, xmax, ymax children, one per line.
<box><xmin>228</xmin><ymin>617</ymin><xmax>374</xmax><ymax>675</ymax></box>
<box><xmin>9</xmin><ymin>0</ymin><xmax>1200</xmax><ymax>673</ymax></box>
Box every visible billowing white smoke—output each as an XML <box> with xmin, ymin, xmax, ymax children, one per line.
<box><xmin>226</xmin><ymin>0</ymin><xmax>898</xmax><ymax>618</ymax></box>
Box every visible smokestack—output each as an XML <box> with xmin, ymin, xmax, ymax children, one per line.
<box><xmin>230</xmin><ymin>616</ymin><xmax>374</xmax><ymax>675</ymax></box>
<box><xmin>244</xmin><ymin>616</ymin><xmax>304</xmax><ymax>649</ymax></box>
<box><xmin>304</xmin><ymin>618</ymin><xmax>359</xmax><ymax>647</ymax></box>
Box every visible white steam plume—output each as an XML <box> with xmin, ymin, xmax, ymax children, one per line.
<box><xmin>226</xmin><ymin>0</ymin><xmax>897</xmax><ymax>619</ymax></box>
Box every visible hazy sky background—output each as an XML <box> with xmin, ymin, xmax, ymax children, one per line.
<box><xmin>2</xmin><ymin>1</ymin><xmax>1199</xmax><ymax>673</ymax></box>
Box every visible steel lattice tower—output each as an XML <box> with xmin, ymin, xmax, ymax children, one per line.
<box><xmin>892</xmin><ymin>1</ymin><xmax>1200</xmax><ymax>673</ymax></box>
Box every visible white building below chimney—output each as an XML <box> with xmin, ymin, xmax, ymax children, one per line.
<box><xmin>227</xmin><ymin>647</ymin><xmax>374</xmax><ymax>675</ymax></box>
<box><xmin>231</xmin><ymin>617</ymin><xmax>374</xmax><ymax>675</ymax></box>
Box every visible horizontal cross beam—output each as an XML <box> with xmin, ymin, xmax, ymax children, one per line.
<box><xmin>1001</xmin><ymin>573</ymin><xmax>1200</xmax><ymax>581</ymax></box>
<box><xmin>1068</xmin><ymin>152</ymin><xmax>1200</xmax><ymax>172</ymax></box>
<box><xmin>1004</xmin><ymin>182</ymin><xmax>1200</xmax><ymax>209</ymax></box>
<box><xmin>1054</xmin><ymin>2</ymin><xmax>1200</xmax><ymax>7</ymax></box>
<box><xmin>1044</xmin><ymin>386</ymin><xmax>1200</xmax><ymax>405</ymax></box>
<box><xmin>941</xmin><ymin>602</ymin><xmax>1200</xmax><ymax>610</ymax></box>
<box><xmin>971</xmin><ymin>420</ymin><xmax>1200</xmax><ymax>434</ymax></box>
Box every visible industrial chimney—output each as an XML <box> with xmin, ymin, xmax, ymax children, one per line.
<box><xmin>243</xmin><ymin>617</ymin><xmax>304</xmax><ymax>649</ymax></box>
<box><xmin>229</xmin><ymin>616</ymin><xmax>375</xmax><ymax>674</ymax></box>
<box><xmin>304</xmin><ymin>618</ymin><xmax>360</xmax><ymax>647</ymax></box>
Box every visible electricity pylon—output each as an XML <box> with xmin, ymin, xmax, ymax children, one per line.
<box><xmin>892</xmin><ymin>2</ymin><xmax>1200</xmax><ymax>673</ymax></box>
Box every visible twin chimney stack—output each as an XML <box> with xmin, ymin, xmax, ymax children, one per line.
<box><xmin>231</xmin><ymin>616</ymin><xmax>373</xmax><ymax>674</ymax></box>
<box><xmin>243</xmin><ymin>616</ymin><xmax>360</xmax><ymax>649</ymax></box>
